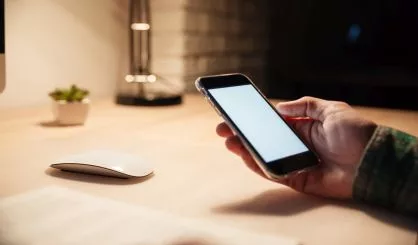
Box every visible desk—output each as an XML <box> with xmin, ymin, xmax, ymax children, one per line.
<box><xmin>0</xmin><ymin>94</ymin><xmax>417</xmax><ymax>245</ymax></box>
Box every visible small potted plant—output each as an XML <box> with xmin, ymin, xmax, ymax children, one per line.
<box><xmin>48</xmin><ymin>84</ymin><xmax>90</xmax><ymax>125</ymax></box>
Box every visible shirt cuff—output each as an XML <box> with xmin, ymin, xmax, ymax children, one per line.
<box><xmin>353</xmin><ymin>125</ymin><xmax>418</xmax><ymax>215</ymax></box>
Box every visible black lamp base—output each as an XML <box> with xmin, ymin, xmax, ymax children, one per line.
<box><xmin>116</xmin><ymin>95</ymin><xmax>182</xmax><ymax>106</ymax></box>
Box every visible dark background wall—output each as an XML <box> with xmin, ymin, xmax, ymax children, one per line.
<box><xmin>265</xmin><ymin>0</ymin><xmax>418</xmax><ymax>110</ymax></box>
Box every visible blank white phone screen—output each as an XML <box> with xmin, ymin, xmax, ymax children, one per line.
<box><xmin>209</xmin><ymin>85</ymin><xmax>308</xmax><ymax>163</ymax></box>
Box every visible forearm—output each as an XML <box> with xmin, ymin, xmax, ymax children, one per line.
<box><xmin>353</xmin><ymin>125</ymin><xmax>418</xmax><ymax>216</ymax></box>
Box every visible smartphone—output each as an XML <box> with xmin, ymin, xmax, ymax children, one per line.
<box><xmin>195</xmin><ymin>73</ymin><xmax>319</xmax><ymax>179</ymax></box>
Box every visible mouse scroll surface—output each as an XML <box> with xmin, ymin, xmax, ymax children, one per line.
<box><xmin>51</xmin><ymin>150</ymin><xmax>154</xmax><ymax>179</ymax></box>
<box><xmin>51</xmin><ymin>163</ymin><xmax>132</xmax><ymax>178</ymax></box>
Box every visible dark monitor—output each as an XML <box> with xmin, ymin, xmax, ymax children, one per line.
<box><xmin>0</xmin><ymin>0</ymin><xmax>4</xmax><ymax>93</ymax></box>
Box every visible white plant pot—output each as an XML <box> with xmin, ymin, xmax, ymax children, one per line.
<box><xmin>52</xmin><ymin>99</ymin><xmax>90</xmax><ymax>125</ymax></box>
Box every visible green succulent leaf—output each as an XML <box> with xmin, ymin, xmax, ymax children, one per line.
<box><xmin>48</xmin><ymin>84</ymin><xmax>90</xmax><ymax>102</ymax></box>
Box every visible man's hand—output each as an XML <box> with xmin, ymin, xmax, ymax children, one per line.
<box><xmin>216</xmin><ymin>96</ymin><xmax>377</xmax><ymax>199</ymax></box>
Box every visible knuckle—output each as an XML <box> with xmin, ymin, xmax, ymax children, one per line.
<box><xmin>333</xmin><ymin>101</ymin><xmax>350</xmax><ymax>109</ymax></box>
<box><xmin>301</xmin><ymin>96</ymin><xmax>315</xmax><ymax>101</ymax></box>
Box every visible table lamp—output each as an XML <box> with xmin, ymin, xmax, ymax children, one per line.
<box><xmin>116</xmin><ymin>0</ymin><xmax>183</xmax><ymax>106</ymax></box>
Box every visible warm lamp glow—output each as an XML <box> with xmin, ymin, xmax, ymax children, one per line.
<box><xmin>131</xmin><ymin>23</ymin><xmax>150</xmax><ymax>31</ymax></box>
<box><xmin>147</xmin><ymin>75</ymin><xmax>157</xmax><ymax>82</ymax></box>
<box><xmin>125</xmin><ymin>74</ymin><xmax>157</xmax><ymax>83</ymax></box>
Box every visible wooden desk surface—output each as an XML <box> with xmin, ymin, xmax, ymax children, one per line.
<box><xmin>0</xmin><ymin>94</ymin><xmax>417</xmax><ymax>245</ymax></box>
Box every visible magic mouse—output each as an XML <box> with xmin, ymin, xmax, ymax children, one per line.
<box><xmin>50</xmin><ymin>150</ymin><xmax>154</xmax><ymax>179</ymax></box>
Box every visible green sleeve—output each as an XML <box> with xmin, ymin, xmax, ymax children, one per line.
<box><xmin>353</xmin><ymin>125</ymin><xmax>418</xmax><ymax>216</ymax></box>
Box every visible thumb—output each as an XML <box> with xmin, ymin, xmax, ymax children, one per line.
<box><xmin>276</xmin><ymin>96</ymin><xmax>329</xmax><ymax>122</ymax></box>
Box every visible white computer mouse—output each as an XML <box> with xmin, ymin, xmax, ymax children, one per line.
<box><xmin>50</xmin><ymin>150</ymin><xmax>154</xmax><ymax>179</ymax></box>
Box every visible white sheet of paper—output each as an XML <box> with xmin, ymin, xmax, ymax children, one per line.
<box><xmin>0</xmin><ymin>186</ymin><xmax>300</xmax><ymax>245</ymax></box>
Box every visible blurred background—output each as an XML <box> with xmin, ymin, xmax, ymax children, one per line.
<box><xmin>266</xmin><ymin>0</ymin><xmax>418</xmax><ymax>110</ymax></box>
<box><xmin>1</xmin><ymin>0</ymin><xmax>417</xmax><ymax>109</ymax></box>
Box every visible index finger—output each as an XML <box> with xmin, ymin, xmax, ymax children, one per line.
<box><xmin>216</xmin><ymin>122</ymin><xmax>234</xmax><ymax>137</ymax></box>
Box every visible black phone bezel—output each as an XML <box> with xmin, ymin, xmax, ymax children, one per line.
<box><xmin>198</xmin><ymin>73</ymin><xmax>319</xmax><ymax>176</ymax></box>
